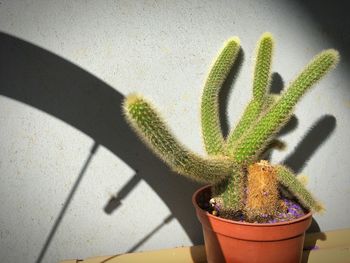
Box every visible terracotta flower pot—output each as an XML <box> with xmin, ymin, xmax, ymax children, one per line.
<box><xmin>192</xmin><ymin>185</ymin><xmax>312</xmax><ymax>263</ymax></box>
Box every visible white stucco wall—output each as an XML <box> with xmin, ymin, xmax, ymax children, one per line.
<box><xmin>0</xmin><ymin>1</ymin><xmax>349</xmax><ymax>262</ymax></box>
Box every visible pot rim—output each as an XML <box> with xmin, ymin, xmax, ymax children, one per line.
<box><xmin>192</xmin><ymin>185</ymin><xmax>313</xmax><ymax>227</ymax></box>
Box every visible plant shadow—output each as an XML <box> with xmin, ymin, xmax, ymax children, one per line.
<box><xmin>0</xmin><ymin>31</ymin><xmax>337</xmax><ymax>262</ymax></box>
<box><xmin>193</xmin><ymin>65</ymin><xmax>336</xmax><ymax>261</ymax></box>
<box><xmin>268</xmin><ymin>73</ymin><xmax>336</xmax><ymax>261</ymax></box>
<box><xmin>302</xmin><ymin>229</ymin><xmax>327</xmax><ymax>263</ymax></box>
<box><xmin>282</xmin><ymin>115</ymin><xmax>336</xmax><ymax>173</ymax></box>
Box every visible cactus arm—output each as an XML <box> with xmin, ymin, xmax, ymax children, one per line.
<box><xmin>123</xmin><ymin>94</ymin><xmax>232</xmax><ymax>183</ymax></box>
<box><xmin>275</xmin><ymin>165</ymin><xmax>324</xmax><ymax>212</ymax></box>
<box><xmin>252</xmin><ymin>32</ymin><xmax>274</xmax><ymax>100</ymax></box>
<box><xmin>226</xmin><ymin>100</ymin><xmax>262</xmax><ymax>154</ymax></box>
<box><xmin>226</xmin><ymin>33</ymin><xmax>274</xmax><ymax>155</ymax></box>
<box><xmin>212</xmin><ymin>166</ymin><xmax>246</xmax><ymax>213</ymax></box>
<box><xmin>231</xmin><ymin>49</ymin><xmax>339</xmax><ymax>163</ymax></box>
<box><xmin>201</xmin><ymin>37</ymin><xmax>240</xmax><ymax>155</ymax></box>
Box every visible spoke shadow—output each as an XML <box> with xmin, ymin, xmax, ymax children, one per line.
<box><xmin>35</xmin><ymin>142</ymin><xmax>99</xmax><ymax>263</ymax></box>
<box><xmin>104</xmin><ymin>173</ymin><xmax>142</xmax><ymax>214</ymax></box>
<box><xmin>0</xmin><ymin>32</ymin><xmax>203</xmax><ymax>261</ymax></box>
<box><xmin>126</xmin><ymin>214</ymin><xmax>174</xmax><ymax>253</ymax></box>
<box><xmin>0</xmin><ymin>31</ymin><xmax>338</xmax><ymax>262</ymax></box>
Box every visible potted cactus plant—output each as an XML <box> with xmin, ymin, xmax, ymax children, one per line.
<box><xmin>123</xmin><ymin>33</ymin><xmax>339</xmax><ymax>263</ymax></box>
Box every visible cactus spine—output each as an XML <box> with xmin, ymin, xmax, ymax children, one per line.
<box><xmin>231</xmin><ymin>49</ymin><xmax>339</xmax><ymax>163</ymax></box>
<box><xmin>275</xmin><ymin>165</ymin><xmax>324</xmax><ymax>212</ymax></box>
<box><xmin>123</xmin><ymin>94</ymin><xmax>232</xmax><ymax>183</ymax></box>
<box><xmin>212</xmin><ymin>166</ymin><xmax>246</xmax><ymax>212</ymax></box>
<box><xmin>124</xmin><ymin>33</ymin><xmax>339</xmax><ymax>221</ymax></box>
<box><xmin>226</xmin><ymin>33</ymin><xmax>274</xmax><ymax>154</ymax></box>
<box><xmin>201</xmin><ymin>37</ymin><xmax>240</xmax><ymax>155</ymax></box>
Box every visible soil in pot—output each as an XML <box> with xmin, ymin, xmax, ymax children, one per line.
<box><xmin>192</xmin><ymin>185</ymin><xmax>312</xmax><ymax>263</ymax></box>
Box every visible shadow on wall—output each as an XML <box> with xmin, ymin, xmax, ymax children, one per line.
<box><xmin>0</xmin><ymin>32</ymin><xmax>203</xmax><ymax>260</ymax></box>
<box><xmin>0</xmin><ymin>32</ymin><xmax>337</xmax><ymax>262</ymax></box>
<box><xmin>297</xmin><ymin>0</ymin><xmax>350</xmax><ymax>61</ymax></box>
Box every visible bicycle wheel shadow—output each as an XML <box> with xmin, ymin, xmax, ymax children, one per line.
<box><xmin>0</xmin><ymin>32</ymin><xmax>337</xmax><ymax>263</ymax></box>
<box><xmin>0</xmin><ymin>32</ymin><xmax>203</xmax><ymax>261</ymax></box>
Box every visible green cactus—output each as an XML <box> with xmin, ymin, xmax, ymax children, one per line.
<box><xmin>201</xmin><ymin>37</ymin><xmax>240</xmax><ymax>155</ymax></box>
<box><xmin>212</xmin><ymin>165</ymin><xmax>246</xmax><ymax>212</ymax></box>
<box><xmin>231</xmin><ymin>49</ymin><xmax>339</xmax><ymax>164</ymax></box>
<box><xmin>226</xmin><ymin>32</ymin><xmax>274</xmax><ymax>154</ymax></box>
<box><xmin>123</xmin><ymin>33</ymin><xmax>339</xmax><ymax>221</ymax></box>
<box><xmin>123</xmin><ymin>94</ymin><xmax>233</xmax><ymax>183</ymax></box>
<box><xmin>275</xmin><ymin>165</ymin><xmax>324</xmax><ymax>212</ymax></box>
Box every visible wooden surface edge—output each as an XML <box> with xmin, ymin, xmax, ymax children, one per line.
<box><xmin>60</xmin><ymin>228</ymin><xmax>350</xmax><ymax>263</ymax></box>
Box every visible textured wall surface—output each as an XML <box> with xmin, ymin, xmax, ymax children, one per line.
<box><xmin>0</xmin><ymin>1</ymin><xmax>349</xmax><ymax>262</ymax></box>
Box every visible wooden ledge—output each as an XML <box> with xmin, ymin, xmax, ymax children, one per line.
<box><xmin>61</xmin><ymin>228</ymin><xmax>350</xmax><ymax>263</ymax></box>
